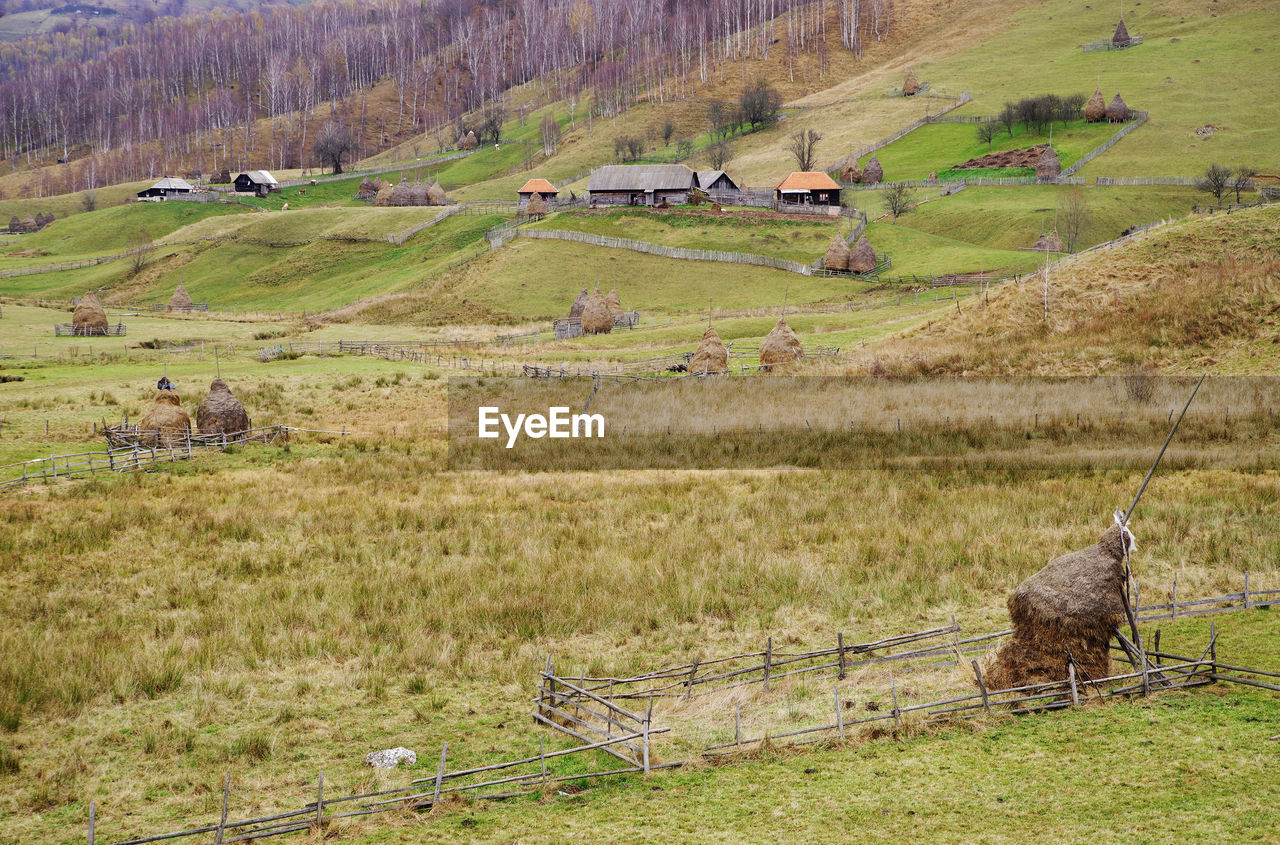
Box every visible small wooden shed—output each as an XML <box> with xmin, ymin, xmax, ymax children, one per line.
<box><xmin>775</xmin><ymin>172</ymin><xmax>842</xmax><ymax>206</ymax></box>
<box><xmin>517</xmin><ymin>178</ymin><xmax>559</xmax><ymax>209</ymax></box>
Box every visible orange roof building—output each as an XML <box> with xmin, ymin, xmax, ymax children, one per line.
<box><xmin>775</xmin><ymin>171</ymin><xmax>842</xmax><ymax>206</ymax></box>
<box><xmin>517</xmin><ymin>178</ymin><xmax>559</xmax><ymax>209</ymax></box>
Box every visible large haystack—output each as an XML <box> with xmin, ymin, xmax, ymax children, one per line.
<box><xmin>1033</xmin><ymin>229</ymin><xmax>1065</xmax><ymax>252</ymax></box>
<box><xmin>72</xmin><ymin>292</ymin><xmax>108</xmax><ymax>335</ymax></box>
<box><xmin>759</xmin><ymin>317</ymin><xmax>803</xmax><ymax>370</ymax></box>
<box><xmin>459</xmin><ymin>131</ymin><xmax>479</xmax><ymax>151</ymax></box>
<box><xmin>838</xmin><ymin>157</ymin><xmax>862</xmax><ymax>184</ymax></box>
<box><xmin>569</xmin><ymin>287</ymin><xmax>589</xmax><ymax>318</ymax></box>
<box><xmin>688</xmin><ymin>325</ymin><xmax>728</xmax><ymax>375</ymax></box>
<box><xmin>196</xmin><ymin>378</ymin><xmax>251</xmax><ymax>435</ymax></box>
<box><xmin>1035</xmin><ymin>147</ymin><xmax>1061</xmax><ymax>180</ymax></box>
<box><xmin>903</xmin><ymin>70</ymin><xmax>920</xmax><ymax>96</ymax></box>
<box><xmin>1106</xmin><ymin>93</ymin><xmax>1130</xmax><ymax>123</ymax></box>
<box><xmin>524</xmin><ymin>192</ymin><xmax>547</xmax><ymax>216</ymax></box>
<box><xmin>168</xmin><ymin>284</ymin><xmax>193</xmax><ymax>311</ymax></box>
<box><xmin>823</xmin><ymin>236</ymin><xmax>852</xmax><ymax>271</ymax></box>
<box><xmin>848</xmin><ymin>235</ymin><xmax>877</xmax><ymax>274</ymax></box>
<box><xmin>580</xmin><ymin>291</ymin><xmax>613</xmax><ymax>334</ymax></box>
<box><xmin>605</xmin><ymin>288</ymin><xmax>624</xmax><ymax>319</ymax></box>
<box><xmin>861</xmin><ymin>156</ymin><xmax>883</xmax><ymax>184</ymax></box>
<box><xmin>427</xmin><ymin>181</ymin><xmax>448</xmax><ymax>205</ymax></box>
<box><xmin>1112</xmin><ymin>18</ymin><xmax>1130</xmax><ymax>46</ymax></box>
<box><xmin>986</xmin><ymin>522</ymin><xmax>1132</xmax><ymax>690</ymax></box>
<box><xmin>138</xmin><ymin>391</ymin><xmax>191</xmax><ymax>444</ymax></box>
<box><xmin>1084</xmin><ymin>89</ymin><xmax>1107</xmax><ymax>122</ymax></box>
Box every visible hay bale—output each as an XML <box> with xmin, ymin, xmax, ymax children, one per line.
<box><xmin>1035</xmin><ymin>147</ymin><xmax>1061</xmax><ymax>180</ymax></box>
<box><xmin>72</xmin><ymin>292</ymin><xmax>108</xmax><ymax>334</ymax></box>
<box><xmin>688</xmin><ymin>325</ymin><xmax>728</xmax><ymax>375</ymax></box>
<box><xmin>759</xmin><ymin>317</ymin><xmax>803</xmax><ymax>370</ymax></box>
<box><xmin>138</xmin><ymin>391</ymin><xmax>191</xmax><ymax>444</ymax></box>
<box><xmin>1112</xmin><ymin>18</ymin><xmax>1130</xmax><ymax>46</ymax></box>
<box><xmin>903</xmin><ymin>70</ymin><xmax>920</xmax><ymax>96</ymax></box>
<box><xmin>986</xmin><ymin>522</ymin><xmax>1133</xmax><ymax>690</ymax></box>
<box><xmin>459</xmin><ymin>131</ymin><xmax>479</xmax><ymax>150</ymax></box>
<box><xmin>168</xmin><ymin>284</ymin><xmax>193</xmax><ymax>311</ymax></box>
<box><xmin>375</xmin><ymin>185</ymin><xmax>394</xmax><ymax>207</ymax></box>
<box><xmin>525</xmin><ymin>192</ymin><xmax>547</xmax><ymax>216</ymax></box>
<box><xmin>1033</xmin><ymin>230</ymin><xmax>1064</xmax><ymax>252</ymax></box>
<box><xmin>848</xmin><ymin>235</ymin><xmax>877</xmax><ymax>274</ymax></box>
<box><xmin>605</xmin><ymin>288</ymin><xmax>624</xmax><ymax>319</ymax></box>
<box><xmin>196</xmin><ymin>378</ymin><xmax>251</xmax><ymax>435</ymax></box>
<box><xmin>568</xmin><ymin>287</ymin><xmax>589</xmax><ymax>319</ymax></box>
<box><xmin>580</xmin><ymin>291</ymin><xmax>613</xmax><ymax>334</ymax></box>
<box><xmin>1106</xmin><ymin>93</ymin><xmax>1130</xmax><ymax>123</ymax></box>
<box><xmin>1084</xmin><ymin>89</ymin><xmax>1107</xmax><ymax>122</ymax></box>
<box><xmin>426</xmin><ymin>181</ymin><xmax>448</xmax><ymax>205</ymax></box>
<box><xmin>823</xmin><ymin>236</ymin><xmax>852</xmax><ymax>271</ymax></box>
<box><xmin>839</xmin><ymin>157</ymin><xmax>862</xmax><ymax>184</ymax></box>
<box><xmin>356</xmin><ymin>177</ymin><xmax>380</xmax><ymax>200</ymax></box>
<box><xmin>861</xmin><ymin>156</ymin><xmax>883</xmax><ymax>184</ymax></box>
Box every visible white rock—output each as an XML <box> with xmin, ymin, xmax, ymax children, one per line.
<box><xmin>365</xmin><ymin>747</ymin><xmax>417</xmax><ymax>768</ymax></box>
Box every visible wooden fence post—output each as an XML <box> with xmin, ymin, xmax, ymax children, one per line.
<box><xmin>734</xmin><ymin>703</ymin><xmax>741</xmax><ymax>746</ymax></box>
<box><xmin>685</xmin><ymin>657</ymin><xmax>699</xmax><ymax>700</ymax></box>
<box><xmin>315</xmin><ymin>771</ymin><xmax>323</xmax><ymax>828</ymax></box>
<box><xmin>1244</xmin><ymin>571</ymin><xmax>1250</xmax><ymax>609</ymax></box>
<box><xmin>837</xmin><ymin>632</ymin><xmax>846</xmax><ymax>680</ymax></box>
<box><xmin>642</xmin><ymin>699</ymin><xmax>653</xmax><ymax>774</ymax></box>
<box><xmin>88</xmin><ymin>801</ymin><xmax>95</xmax><ymax>845</ymax></box>
<box><xmin>889</xmin><ymin>671</ymin><xmax>901</xmax><ymax>729</ymax></box>
<box><xmin>1171</xmin><ymin>576</ymin><xmax>1178</xmax><ymax>618</ymax></box>
<box><xmin>763</xmin><ymin>637</ymin><xmax>772</xmax><ymax>692</ymax></box>
<box><xmin>213</xmin><ymin>772</ymin><xmax>230</xmax><ymax>845</ymax></box>
<box><xmin>1068</xmin><ymin>663</ymin><xmax>1079</xmax><ymax>707</ymax></box>
<box><xmin>539</xmin><ymin>735</ymin><xmax>547</xmax><ymax>784</ymax></box>
<box><xmin>971</xmin><ymin>660</ymin><xmax>991</xmax><ymax>714</ymax></box>
<box><xmin>834</xmin><ymin>685</ymin><xmax>845</xmax><ymax>740</ymax></box>
<box><xmin>431</xmin><ymin>742</ymin><xmax>448</xmax><ymax>809</ymax></box>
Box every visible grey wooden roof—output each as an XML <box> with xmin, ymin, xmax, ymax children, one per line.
<box><xmin>697</xmin><ymin>170</ymin><xmax>738</xmax><ymax>190</ymax></box>
<box><xmin>240</xmin><ymin>170</ymin><xmax>278</xmax><ymax>185</ymax></box>
<box><xmin>588</xmin><ymin>164</ymin><xmax>697</xmax><ymax>192</ymax></box>
<box><xmin>149</xmin><ymin>177</ymin><xmax>193</xmax><ymax>191</ymax></box>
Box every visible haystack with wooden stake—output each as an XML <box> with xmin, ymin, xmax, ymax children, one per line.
<box><xmin>823</xmin><ymin>235</ymin><xmax>852</xmax><ymax>271</ymax></box>
<box><xmin>839</xmin><ymin>157</ymin><xmax>862</xmax><ymax>184</ymax></box>
<box><xmin>72</xmin><ymin>292</ymin><xmax>108</xmax><ymax>335</ymax></box>
<box><xmin>688</xmin><ymin>325</ymin><xmax>728</xmax><ymax>375</ymax></box>
<box><xmin>861</xmin><ymin>156</ymin><xmax>883</xmax><ymax>184</ymax></box>
<box><xmin>1084</xmin><ymin>88</ymin><xmax>1107</xmax><ymax>122</ymax></box>
<box><xmin>426</xmin><ymin>181</ymin><xmax>448</xmax><ymax>205</ymax></box>
<box><xmin>759</xmin><ymin>317</ymin><xmax>803</xmax><ymax>370</ymax></box>
<box><xmin>985</xmin><ymin>520</ymin><xmax>1134</xmax><ymax>690</ymax></box>
<box><xmin>848</xmin><ymin>235</ymin><xmax>877</xmax><ymax>274</ymax></box>
<box><xmin>524</xmin><ymin>192</ymin><xmax>547</xmax><ymax>217</ymax></box>
<box><xmin>196</xmin><ymin>378</ymin><xmax>250</xmax><ymax>435</ymax></box>
<box><xmin>1033</xmin><ymin>229</ymin><xmax>1064</xmax><ymax>252</ymax></box>
<box><xmin>568</xmin><ymin>287</ymin><xmax>589</xmax><ymax>318</ymax></box>
<box><xmin>1112</xmin><ymin>18</ymin><xmax>1130</xmax><ymax>46</ymax></box>
<box><xmin>903</xmin><ymin>70</ymin><xmax>920</xmax><ymax>96</ymax></box>
<box><xmin>1035</xmin><ymin>147</ymin><xmax>1061</xmax><ymax>180</ymax></box>
<box><xmin>605</xmin><ymin>288</ymin><xmax>624</xmax><ymax>320</ymax></box>
<box><xmin>168</xmin><ymin>284</ymin><xmax>193</xmax><ymax>311</ymax></box>
<box><xmin>459</xmin><ymin>131</ymin><xmax>478</xmax><ymax>151</ymax></box>
<box><xmin>1106</xmin><ymin>92</ymin><xmax>1130</xmax><ymax>123</ymax></box>
<box><xmin>138</xmin><ymin>391</ymin><xmax>191</xmax><ymax>444</ymax></box>
<box><xmin>580</xmin><ymin>289</ymin><xmax>613</xmax><ymax>334</ymax></box>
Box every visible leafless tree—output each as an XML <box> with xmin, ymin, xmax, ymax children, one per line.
<box><xmin>1058</xmin><ymin>187</ymin><xmax>1090</xmax><ymax>252</ymax></box>
<box><xmin>739</xmin><ymin>77</ymin><xmax>782</xmax><ymax>130</ymax></box>
<box><xmin>661</xmin><ymin>120</ymin><xmax>676</xmax><ymax>147</ymax></box>
<box><xmin>80</xmin><ymin>190</ymin><xmax>98</xmax><ymax>212</ymax></box>
<box><xmin>1231</xmin><ymin>165</ymin><xmax>1257</xmax><ymax>204</ymax></box>
<box><xmin>708</xmin><ymin>140</ymin><xmax>732</xmax><ymax>169</ymax></box>
<box><xmin>313</xmin><ymin>123</ymin><xmax>356</xmax><ymax>174</ymax></box>
<box><xmin>881</xmin><ymin>183</ymin><xmax>915</xmax><ymax>222</ymax></box>
<box><xmin>127</xmin><ymin>228</ymin><xmax>155</xmax><ymax>276</ymax></box>
<box><xmin>1197</xmin><ymin>163</ymin><xmax>1232</xmax><ymax>207</ymax></box>
<box><xmin>787</xmin><ymin>129</ymin><xmax>822</xmax><ymax>171</ymax></box>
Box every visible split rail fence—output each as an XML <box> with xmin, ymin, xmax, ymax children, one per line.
<box><xmin>54</xmin><ymin>322</ymin><xmax>126</xmax><ymax>336</ymax></box>
<box><xmin>513</xmin><ymin>228</ymin><xmax>816</xmax><ymax>276</ymax></box>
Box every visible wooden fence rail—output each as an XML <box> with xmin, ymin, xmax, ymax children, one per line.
<box><xmin>1060</xmin><ymin>111</ymin><xmax>1149</xmax><ymax>178</ymax></box>
<box><xmin>513</xmin><ymin>228</ymin><xmax>816</xmax><ymax>276</ymax></box>
<box><xmin>54</xmin><ymin>322</ymin><xmax>126</xmax><ymax>336</ymax></box>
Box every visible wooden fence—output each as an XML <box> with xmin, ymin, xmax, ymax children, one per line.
<box><xmin>513</xmin><ymin>228</ymin><xmax>816</xmax><ymax>276</ymax></box>
<box><xmin>818</xmin><ymin>92</ymin><xmax>972</xmax><ymax>174</ymax></box>
<box><xmin>1081</xmin><ymin>35</ymin><xmax>1143</xmax><ymax>51</ymax></box>
<box><xmin>1060</xmin><ymin>111</ymin><xmax>1149</xmax><ymax>178</ymax></box>
<box><xmin>148</xmin><ymin>303</ymin><xmax>210</xmax><ymax>313</ymax></box>
<box><xmin>54</xmin><ymin>322</ymin><xmax>126</xmax><ymax>336</ymax></box>
<box><xmin>552</xmin><ymin>311</ymin><xmax>640</xmax><ymax>340</ymax></box>
<box><xmin>0</xmin><ymin>253</ymin><xmax>125</xmax><ymax>279</ymax></box>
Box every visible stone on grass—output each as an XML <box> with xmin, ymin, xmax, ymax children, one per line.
<box><xmin>365</xmin><ymin>747</ymin><xmax>417</xmax><ymax>768</ymax></box>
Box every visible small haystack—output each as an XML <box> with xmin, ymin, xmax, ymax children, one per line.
<box><xmin>839</xmin><ymin>157</ymin><xmax>863</xmax><ymax>184</ymax></box>
<box><xmin>759</xmin><ymin>317</ymin><xmax>803</xmax><ymax>370</ymax></box>
<box><xmin>861</xmin><ymin>156</ymin><xmax>884</xmax><ymax>184</ymax></box>
<box><xmin>688</xmin><ymin>325</ymin><xmax>728</xmax><ymax>375</ymax></box>
<box><xmin>1106</xmin><ymin>92</ymin><xmax>1130</xmax><ymax>123</ymax></box>
<box><xmin>524</xmin><ymin>192</ymin><xmax>547</xmax><ymax>216</ymax></box>
<box><xmin>196</xmin><ymin>378</ymin><xmax>251</xmax><ymax>435</ymax></box>
<box><xmin>605</xmin><ymin>288</ymin><xmax>624</xmax><ymax>319</ymax></box>
<box><xmin>823</xmin><ymin>236</ymin><xmax>852</xmax><ymax>271</ymax></box>
<box><xmin>168</xmin><ymin>284</ymin><xmax>193</xmax><ymax>311</ymax></box>
<box><xmin>580</xmin><ymin>290</ymin><xmax>613</xmax><ymax>334</ymax></box>
<box><xmin>903</xmin><ymin>70</ymin><xmax>920</xmax><ymax>96</ymax></box>
<box><xmin>985</xmin><ymin>522</ymin><xmax>1133</xmax><ymax>690</ymax></box>
<box><xmin>1084</xmin><ymin>88</ymin><xmax>1107</xmax><ymax>122</ymax></box>
<box><xmin>72</xmin><ymin>292</ymin><xmax>108</xmax><ymax>335</ymax></box>
<box><xmin>1033</xmin><ymin>229</ymin><xmax>1065</xmax><ymax>253</ymax></box>
<box><xmin>427</xmin><ymin>181</ymin><xmax>448</xmax><ymax>205</ymax></box>
<box><xmin>459</xmin><ymin>131</ymin><xmax>479</xmax><ymax>150</ymax></box>
<box><xmin>1112</xmin><ymin>18</ymin><xmax>1130</xmax><ymax>46</ymax></box>
<box><xmin>138</xmin><ymin>391</ymin><xmax>191</xmax><ymax>444</ymax></box>
<box><xmin>569</xmin><ymin>287</ymin><xmax>589</xmax><ymax>319</ymax></box>
<box><xmin>1035</xmin><ymin>147</ymin><xmax>1061</xmax><ymax>180</ymax></box>
<box><xmin>848</xmin><ymin>235</ymin><xmax>877</xmax><ymax>274</ymax></box>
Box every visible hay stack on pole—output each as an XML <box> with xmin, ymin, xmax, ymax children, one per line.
<box><xmin>759</xmin><ymin>317</ymin><xmax>803</xmax><ymax>371</ymax></box>
<box><xmin>581</xmin><ymin>289</ymin><xmax>613</xmax><ymax>334</ymax></box>
<box><xmin>1035</xmin><ymin>147</ymin><xmax>1061</xmax><ymax>181</ymax></box>
<box><xmin>459</xmin><ymin>131</ymin><xmax>479</xmax><ymax>151</ymax></box>
<box><xmin>848</xmin><ymin>235</ymin><xmax>877</xmax><ymax>274</ymax></box>
<box><xmin>426</xmin><ymin>181</ymin><xmax>448</xmax><ymax>205</ymax></box>
<box><xmin>72</xmin><ymin>292</ymin><xmax>108</xmax><ymax>335</ymax></box>
<box><xmin>838</xmin><ymin>157</ymin><xmax>862</xmax><ymax>184</ymax></box>
<box><xmin>985</xmin><ymin>521</ymin><xmax>1134</xmax><ymax>690</ymax></box>
<box><xmin>196</xmin><ymin>379</ymin><xmax>251</xmax><ymax>435</ymax></box>
<box><xmin>1084</xmin><ymin>89</ymin><xmax>1107</xmax><ymax>122</ymax></box>
<box><xmin>605</xmin><ymin>288</ymin><xmax>624</xmax><ymax>320</ymax></box>
<box><xmin>524</xmin><ymin>192</ymin><xmax>547</xmax><ymax>217</ymax></box>
<box><xmin>138</xmin><ymin>391</ymin><xmax>191</xmax><ymax>445</ymax></box>
<box><xmin>168</xmin><ymin>284</ymin><xmax>194</xmax><ymax>311</ymax></box>
<box><xmin>689</xmin><ymin>325</ymin><xmax>728</xmax><ymax>375</ymax></box>
<box><xmin>568</xmin><ymin>287</ymin><xmax>589</xmax><ymax>318</ymax></box>
<box><xmin>823</xmin><ymin>235</ymin><xmax>852</xmax><ymax>271</ymax></box>
<box><xmin>1105</xmin><ymin>93</ymin><xmax>1130</xmax><ymax>123</ymax></box>
<box><xmin>1033</xmin><ymin>229</ymin><xmax>1064</xmax><ymax>253</ymax></box>
<box><xmin>902</xmin><ymin>70</ymin><xmax>920</xmax><ymax>96</ymax></box>
<box><xmin>1112</xmin><ymin>18</ymin><xmax>1130</xmax><ymax>46</ymax></box>
<box><xmin>861</xmin><ymin>156</ymin><xmax>883</xmax><ymax>184</ymax></box>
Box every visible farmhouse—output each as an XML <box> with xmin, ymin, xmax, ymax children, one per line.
<box><xmin>588</xmin><ymin>164</ymin><xmax>698</xmax><ymax>206</ymax></box>
<box><xmin>136</xmin><ymin>177</ymin><xmax>193</xmax><ymax>199</ymax></box>
<box><xmin>517</xmin><ymin>178</ymin><xmax>559</xmax><ymax>209</ymax></box>
<box><xmin>775</xmin><ymin>172</ymin><xmax>842</xmax><ymax>206</ymax></box>
<box><xmin>697</xmin><ymin>170</ymin><xmax>740</xmax><ymax>193</ymax></box>
<box><xmin>234</xmin><ymin>170</ymin><xmax>279</xmax><ymax>195</ymax></box>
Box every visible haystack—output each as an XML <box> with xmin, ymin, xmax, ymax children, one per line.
<box><xmin>1106</xmin><ymin>93</ymin><xmax>1130</xmax><ymax>123</ymax></box>
<box><xmin>688</xmin><ymin>325</ymin><xmax>728</xmax><ymax>375</ymax></box>
<box><xmin>759</xmin><ymin>317</ymin><xmax>803</xmax><ymax>370</ymax></box>
<box><xmin>1035</xmin><ymin>147</ymin><xmax>1061</xmax><ymax>180</ymax></box>
<box><xmin>568</xmin><ymin>287</ymin><xmax>589</xmax><ymax>319</ymax></box>
<box><xmin>138</xmin><ymin>391</ymin><xmax>191</xmax><ymax>444</ymax></box>
<box><xmin>1112</xmin><ymin>18</ymin><xmax>1130</xmax><ymax>46</ymax></box>
<box><xmin>839</xmin><ymin>157</ymin><xmax>862</xmax><ymax>184</ymax></box>
<box><xmin>72</xmin><ymin>292</ymin><xmax>108</xmax><ymax>335</ymax></box>
<box><xmin>985</xmin><ymin>522</ymin><xmax>1133</xmax><ymax>690</ymax></box>
<box><xmin>903</xmin><ymin>70</ymin><xmax>920</xmax><ymax>96</ymax></box>
<box><xmin>861</xmin><ymin>156</ymin><xmax>883</xmax><ymax>184</ymax></box>
<box><xmin>168</xmin><ymin>284</ymin><xmax>193</xmax><ymax>311</ymax></box>
<box><xmin>1084</xmin><ymin>88</ymin><xmax>1107</xmax><ymax>122</ymax></box>
<box><xmin>848</xmin><ymin>235</ymin><xmax>877</xmax><ymax>274</ymax></box>
<box><xmin>427</xmin><ymin>181</ymin><xmax>448</xmax><ymax>205</ymax></box>
<box><xmin>459</xmin><ymin>131</ymin><xmax>479</xmax><ymax>151</ymax></box>
<box><xmin>580</xmin><ymin>291</ymin><xmax>613</xmax><ymax>334</ymax></box>
<box><xmin>525</xmin><ymin>192</ymin><xmax>547</xmax><ymax>216</ymax></box>
<box><xmin>1033</xmin><ymin>229</ymin><xmax>1064</xmax><ymax>252</ymax></box>
<box><xmin>196</xmin><ymin>378</ymin><xmax>250</xmax><ymax>435</ymax></box>
<box><xmin>823</xmin><ymin>236</ymin><xmax>852</xmax><ymax>271</ymax></box>
<box><xmin>605</xmin><ymin>288</ymin><xmax>624</xmax><ymax>319</ymax></box>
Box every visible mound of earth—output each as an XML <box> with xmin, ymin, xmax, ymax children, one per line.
<box><xmin>954</xmin><ymin>144</ymin><xmax>1049</xmax><ymax>170</ymax></box>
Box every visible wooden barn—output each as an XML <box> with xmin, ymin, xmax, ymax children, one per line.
<box><xmin>234</xmin><ymin>170</ymin><xmax>279</xmax><ymax>195</ymax></box>
<box><xmin>517</xmin><ymin>178</ymin><xmax>559</xmax><ymax>209</ymax></box>
<box><xmin>136</xmin><ymin>177</ymin><xmax>193</xmax><ymax>199</ymax></box>
<box><xmin>775</xmin><ymin>172</ymin><xmax>842</xmax><ymax>206</ymax></box>
<box><xmin>588</xmin><ymin>164</ymin><xmax>698</xmax><ymax>206</ymax></box>
<box><xmin>697</xmin><ymin>170</ymin><xmax>740</xmax><ymax>193</ymax></box>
